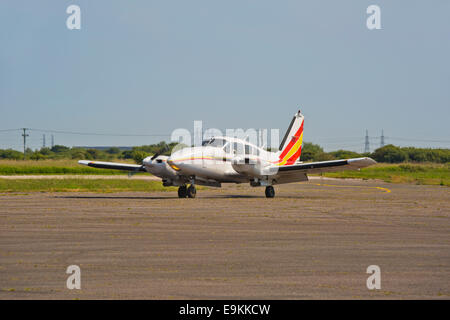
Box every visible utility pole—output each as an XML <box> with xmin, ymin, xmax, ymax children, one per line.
<box><xmin>22</xmin><ymin>128</ymin><xmax>29</xmax><ymax>160</ymax></box>
<box><xmin>380</xmin><ymin>130</ymin><xmax>385</xmax><ymax>148</ymax></box>
<box><xmin>364</xmin><ymin>129</ymin><xmax>370</xmax><ymax>153</ymax></box>
<box><xmin>42</xmin><ymin>134</ymin><xmax>46</xmax><ymax>148</ymax></box>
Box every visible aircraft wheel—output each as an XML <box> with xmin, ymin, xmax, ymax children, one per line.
<box><xmin>178</xmin><ymin>185</ymin><xmax>187</xmax><ymax>198</ymax></box>
<box><xmin>265</xmin><ymin>186</ymin><xmax>275</xmax><ymax>198</ymax></box>
<box><xmin>187</xmin><ymin>185</ymin><xmax>197</xmax><ymax>198</ymax></box>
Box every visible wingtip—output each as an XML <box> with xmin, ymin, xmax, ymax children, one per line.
<box><xmin>78</xmin><ymin>160</ymin><xmax>91</xmax><ymax>166</ymax></box>
<box><xmin>347</xmin><ymin>157</ymin><xmax>377</xmax><ymax>167</ymax></box>
<box><xmin>363</xmin><ymin>157</ymin><xmax>377</xmax><ymax>165</ymax></box>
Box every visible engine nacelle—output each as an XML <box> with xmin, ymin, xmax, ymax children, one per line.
<box><xmin>142</xmin><ymin>155</ymin><xmax>178</xmax><ymax>180</ymax></box>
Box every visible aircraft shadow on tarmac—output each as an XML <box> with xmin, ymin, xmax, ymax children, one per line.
<box><xmin>57</xmin><ymin>194</ymin><xmax>263</xmax><ymax>200</ymax></box>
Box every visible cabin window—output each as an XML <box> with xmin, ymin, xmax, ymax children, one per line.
<box><xmin>202</xmin><ymin>138</ymin><xmax>226</xmax><ymax>148</ymax></box>
<box><xmin>233</xmin><ymin>142</ymin><xmax>244</xmax><ymax>154</ymax></box>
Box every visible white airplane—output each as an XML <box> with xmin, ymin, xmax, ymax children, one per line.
<box><xmin>79</xmin><ymin>110</ymin><xmax>376</xmax><ymax>198</ymax></box>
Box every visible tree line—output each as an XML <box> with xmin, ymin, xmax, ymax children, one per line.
<box><xmin>0</xmin><ymin>141</ymin><xmax>178</xmax><ymax>163</ymax></box>
<box><xmin>0</xmin><ymin>142</ymin><xmax>449</xmax><ymax>164</ymax></box>
<box><xmin>300</xmin><ymin>143</ymin><xmax>450</xmax><ymax>164</ymax></box>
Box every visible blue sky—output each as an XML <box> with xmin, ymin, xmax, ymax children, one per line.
<box><xmin>1</xmin><ymin>0</ymin><xmax>449</xmax><ymax>152</ymax></box>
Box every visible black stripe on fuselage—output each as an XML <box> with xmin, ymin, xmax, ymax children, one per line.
<box><xmin>278</xmin><ymin>160</ymin><xmax>348</xmax><ymax>172</ymax></box>
<box><xmin>87</xmin><ymin>163</ymin><xmax>146</xmax><ymax>172</ymax></box>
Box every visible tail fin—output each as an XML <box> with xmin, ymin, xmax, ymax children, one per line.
<box><xmin>277</xmin><ymin>110</ymin><xmax>304</xmax><ymax>166</ymax></box>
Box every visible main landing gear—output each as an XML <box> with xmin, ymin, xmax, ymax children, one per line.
<box><xmin>178</xmin><ymin>185</ymin><xmax>196</xmax><ymax>198</ymax></box>
<box><xmin>179</xmin><ymin>184</ymin><xmax>273</xmax><ymax>198</ymax></box>
<box><xmin>265</xmin><ymin>186</ymin><xmax>275</xmax><ymax>198</ymax></box>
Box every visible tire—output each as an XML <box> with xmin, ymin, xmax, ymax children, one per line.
<box><xmin>187</xmin><ymin>185</ymin><xmax>197</xmax><ymax>198</ymax></box>
<box><xmin>178</xmin><ymin>186</ymin><xmax>187</xmax><ymax>198</ymax></box>
<box><xmin>265</xmin><ymin>186</ymin><xmax>275</xmax><ymax>198</ymax></box>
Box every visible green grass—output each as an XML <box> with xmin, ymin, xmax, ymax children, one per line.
<box><xmin>0</xmin><ymin>160</ymin><xmax>143</xmax><ymax>175</ymax></box>
<box><xmin>321</xmin><ymin>163</ymin><xmax>450</xmax><ymax>186</ymax></box>
<box><xmin>1</xmin><ymin>161</ymin><xmax>449</xmax><ymax>188</ymax></box>
<box><xmin>0</xmin><ymin>179</ymin><xmax>176</xmax><ymax>193</ymax></box>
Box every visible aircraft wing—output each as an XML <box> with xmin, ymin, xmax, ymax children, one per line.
<box><xmin>274</xmin><ymin>157</ymin><xmax>376</xmax><ymax>184</ymax></box>
<box><xmin>78</xmin><ymin>160</ymin><xmax>146</xmax><ymax>172</ymax></box>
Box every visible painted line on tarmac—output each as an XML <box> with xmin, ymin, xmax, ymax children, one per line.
<box><xmin>313</xmin><ymin>183</ymin><xmax>391</xmax><ymax>193</ymax></box>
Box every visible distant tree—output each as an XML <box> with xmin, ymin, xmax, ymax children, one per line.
<box><xmin>39</xmin><ymin>147</ymin><xmax>53</xmax><ymax>156</ymax></box>
<box><xmin>132</xmin><ymin>141</ymin><xmax>178</xmax><ymax>156</ymax></box>
<box><xmin>120</xmin><ymin>150</ymin><xmax>134</xmax><ymax>159</ymax></box>
<box><xmin>300</xmin><ymin>142</ymin><xmax>324</xmax><ymax>161</ymax></box>
<box><xmin>86</xmin><ymin>149</ymin><xmax>101</xmax><ymax>159</ymax></box>
<box><xmin>313</xmin><ymin>152</ymin><xmax>336</xmax><ymax>161</ymax></box>
<box><xmin>30</xmin><ymin>151</ymin><xmax>47</xmax><ymax>160</ymax></box>
<box><xmin>154</xmin><ymin>141</ymin><xmax>169</xmax><ymax>154</ymax></box>
<box><xmin>402</xmin><ymin>147</ymin><xmax>450</xmax><ymax>163</ymax></box>
<box><xmin>51</xmin><ymin>145</ymin><xmax>70</xmax><ymax>153</ymax></box>
<box><xmin>106</xmin><ymin>147</ymin><xmax>121</xmax><ymax>154</ymax></box>
<box><xmin>71</xmin><ymin>150</ymin><xmax>88</xmax><ymax>159</ymax></box>
<box><xmin>329</xmin><ymin>150</ymin><xmax>362</xmax><ymax>159</ymax></box>
<box><xmin>371</xmin><ymin>145</ymin><xmax>408</xmax><ymax>163</ymax></box>
<box><xmin>132</xmin><ymin>150</ymin><xmax>150</xmax><ymax>164</ymax></box>
<box><xmin>0</xmin><ymin>149</ymin><xmax>23</xmax><ymax>160</ymax></box>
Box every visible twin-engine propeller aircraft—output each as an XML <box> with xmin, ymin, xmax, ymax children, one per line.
<box><xmin>79</xmin><ymin>110</ymin><xmax>376</xmax><ymax>198</ymax></box>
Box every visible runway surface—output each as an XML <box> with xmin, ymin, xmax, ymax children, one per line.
<box><xmin>0</xmin><ymin>179</ymin><xmax>449</xmax><ymax>299</ymax></box>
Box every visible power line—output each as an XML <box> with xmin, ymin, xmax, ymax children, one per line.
<box><xmin>309</xmin><ymin>137</ymin><xmax>363</xmax><ymax>142</ymax></box>
<box><xmin>0</xmin><ymin>129</ymin><xmax>20</xmax><ymax>132</ymax></box>
<box><xmin>28</xmin><ymin>128</ymin><xmax>170</xmax><ymax>137</ymax></box>
<box><xmin>315</xmin><ymin>141</ymin><xmax>364</xmax><ymax>145</ymax></box>
<box><xmin>386</xmin><ymin>137</ymin><xmax>450</xmax><ymax>143</ymax></box>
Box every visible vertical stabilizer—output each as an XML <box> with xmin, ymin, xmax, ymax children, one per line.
<box><xmin>277</xmin><ymin>110</ymin><xmax>304</xmax><ymax>165</ymax></box>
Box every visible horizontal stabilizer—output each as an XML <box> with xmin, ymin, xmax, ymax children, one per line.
<box><xmin>273</xmin><ymin>157</ymin><xmax>376</xmax><ymax>184</ymax></box>
<box><xmin>278</xmin><ymin>157</ymin><xmax>376</xmax><ymax>174</ymax></box>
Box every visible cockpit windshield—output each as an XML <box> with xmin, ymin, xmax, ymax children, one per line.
<box><xmin>201</xmin><ymin>138</ymin><xmax>227</xmax><ymax>148</ymax></box>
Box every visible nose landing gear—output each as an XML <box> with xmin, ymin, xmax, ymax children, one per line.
<box><xmin>265</xmin><ymin>186</ymin><xmax>275</xmax><ymax>198</ymax></box>
<box><xmin>178</xmin><ymin>185</ymin><xmax>187</xmax><ymax>198</ymax></box>
<box><xmin>177</xmin><ymin>185</ymin><xmax>196</xmax><ymax>198</ymax></box>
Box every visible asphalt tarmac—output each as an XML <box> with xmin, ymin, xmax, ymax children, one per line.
<box><xmin>1</xmin><ymin>179</ymin><xmax>449</xmax><ymax>299</ymax></box>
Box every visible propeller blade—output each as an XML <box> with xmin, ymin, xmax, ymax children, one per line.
<box><xmin>128</xmin><ymin>165</ymin><xmax>145</xmax><ymax>178</ymax></box>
